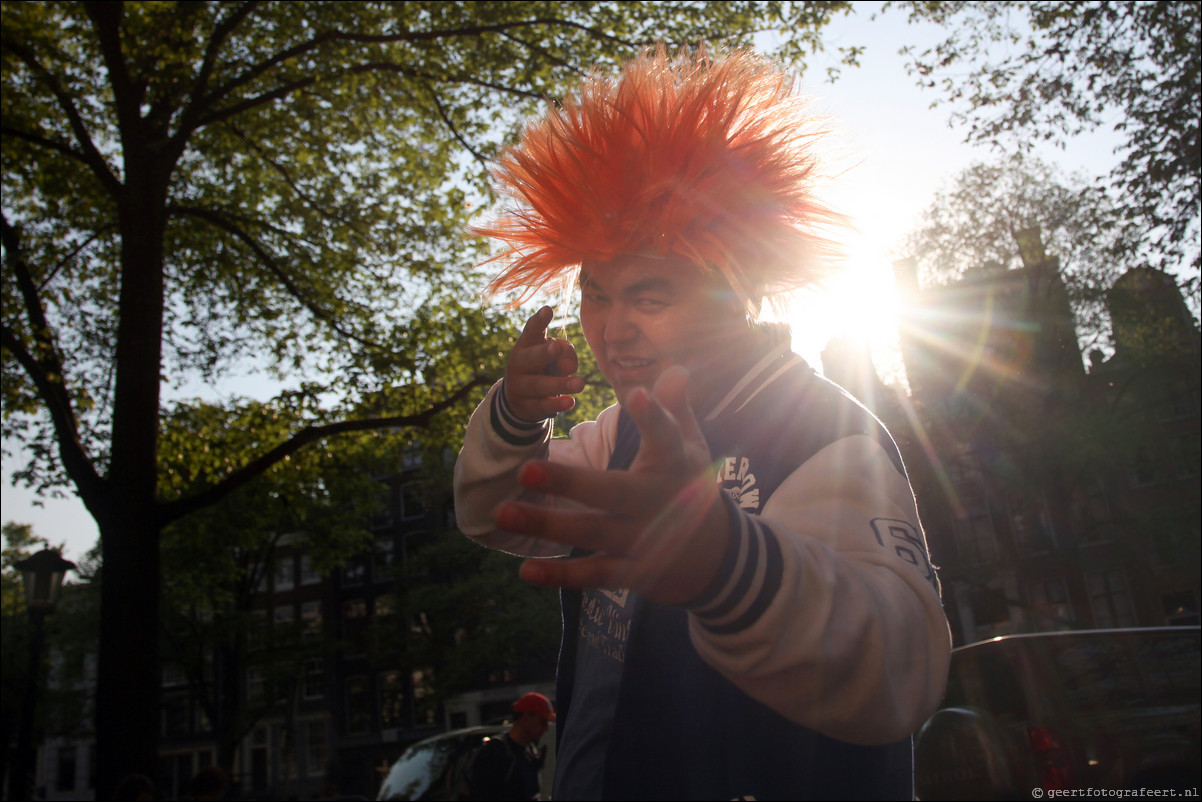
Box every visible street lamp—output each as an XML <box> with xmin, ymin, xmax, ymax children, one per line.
<box><xmin>10</xmin><ymin>548</ymin><xmax>76</xmax><ymax>802</ymax></box>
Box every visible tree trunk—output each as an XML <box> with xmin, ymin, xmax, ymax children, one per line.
<box><xmin>93</xmin><ymin>161</ymin><xmax>169</xmax><ymax>799</ymax></box>
<box><xmin>95</xmin><ymin>513</ymin><xmax>162</xmax><ymax>800</ymax></box>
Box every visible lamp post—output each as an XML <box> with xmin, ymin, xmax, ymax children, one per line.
<box><xmin>10</xmin><ymin>548</ymin><xmax>75</xmax><ymax>802</ymax></box>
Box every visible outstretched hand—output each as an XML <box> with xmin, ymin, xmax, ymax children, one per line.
<box><xmin>494</xmin><ymin>366</ymin><xmax>731</xmax><ymax>606</ymax></box>
<box><xmin>504</xmin><ymin>306</ymin><xmax>584</xmax><ymax>421</ymax></box>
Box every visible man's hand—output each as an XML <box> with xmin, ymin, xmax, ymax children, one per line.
<box><xmin>493</xmin><ymin>366</ymin><xmax>731</xmax><ymax>606</ymax></box>
<box><xmin>504</xmin><ymin>306</ymin><xmax>584</xmax><ymax>421</ymax></box>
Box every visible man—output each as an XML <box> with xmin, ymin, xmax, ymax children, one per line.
<box><xmin>454</xmin><ymin>47</ymin><xmax>951</xmax><ymax>800</ymax></box>
<box><xmin>467</xmin><ymin>693</ymin><xmax>556</xmax><ymax>801</ymax></box>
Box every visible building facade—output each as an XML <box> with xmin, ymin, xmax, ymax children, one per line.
<box><xmin>861</xmin><ymin>246</ymin><xmax>1201</xmax><ymax>647</ymax></box>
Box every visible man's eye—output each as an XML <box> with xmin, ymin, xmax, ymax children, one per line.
<box><xmin>583</xmin><ymin>293</ymin><xmax>609</xmax><ymax>305</ymax></box>
<box><xmin>635</xmin><ymin>298</ymin><xmax>668</xmax><ymax>310</ymax></box>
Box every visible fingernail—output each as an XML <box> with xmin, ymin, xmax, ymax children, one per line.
<box><xmin>497</xmin><ymin>504</ymin><xmax>526</xmax><ymax>529</ymax></box>
<box><xmin>520</xmin><ymin>462</ymin><xmax>550</xmax><ymax>488</ymax></box>
<box><xmin>627</xmin><ymin>387</ymin><xmax>650</xmax><ymax>414</ymax></box>
<box><xmin>521</xmin><ymin>562</ymin><xmax>546</xmax><ymax>584</ymax></box>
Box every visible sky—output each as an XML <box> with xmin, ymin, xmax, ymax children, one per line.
<box><xmin>1</xmin><ymin>3</ymin><xmax>1128</xmax><ymax>563</ymax></box>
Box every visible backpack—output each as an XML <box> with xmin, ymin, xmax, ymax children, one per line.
<box><xmin>459</xmin><ymin>735</ymin><xmax>515</xmax><ymax>801</ymax></box>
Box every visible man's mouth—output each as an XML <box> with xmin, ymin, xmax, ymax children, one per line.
<box><xmin>610</xmin><ymin>357</ymin><xmax>655</xmax><ymax>370</ymax></box>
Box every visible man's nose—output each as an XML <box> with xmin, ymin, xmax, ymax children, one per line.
<box><xmin>603</xmin><ymin>303</ymin><xmax>637</xmax><ymax>344</ymax></box>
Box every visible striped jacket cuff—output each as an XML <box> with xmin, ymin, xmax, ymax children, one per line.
<box><xmin>489</xmin><ymin>380</ymin><xmax>550</xmax><ymax>446</ymax></box>
<box><xmin>686</xmin><ymin>494</ymin><xmax>784</xmax><ymax>635</ymax></box>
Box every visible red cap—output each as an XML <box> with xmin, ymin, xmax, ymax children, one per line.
<box><xmin>512</xmin><ymin>692</ymin><xmax>556</xmax><ymax>722</ymax></box>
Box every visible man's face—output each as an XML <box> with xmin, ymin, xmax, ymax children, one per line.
<box><xmin>516</xmin><ymin>711</ymin><xmax>550</xmax><ymax>743</ymax></box>
<box><xmin>579</xmin><ymin>254</ymin><xmax>751</xmax><ymax>406</ymax></box>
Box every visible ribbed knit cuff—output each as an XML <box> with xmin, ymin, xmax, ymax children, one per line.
<box><xmin>489</xmin><ymin>379</ymin><xmax>550</xmax><ymax>446</ymax></box>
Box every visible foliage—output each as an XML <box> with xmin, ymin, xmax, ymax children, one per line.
<box><xmin>892</xmin><ymin>1</ymin><xmax>1200</xmax><ymax>298</ymax></box>
<box><xmin>1</xmin><ymin>0</ymin><xmax>857</xmax><ymax>498</ymax></box>
<box><xmin>901</xmin><ymin>157</ymin><xmax>1136</xmax><ymax>351</ymax></box>
<box><xmin>157</xmin><ymin>399</ymin><xmax>392</xmax><ymax>768</ymax></box>
<box><xmin>400</xmin><ymin>534</ymin><xmax>562</xmax><ymax>713</ymax></box>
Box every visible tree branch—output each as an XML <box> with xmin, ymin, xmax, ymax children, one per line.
<box><xmin>166</xmin><ymin>203</ymin><xmax>381</xmax><ymax>349</ymax></box>
<box><xmin>423</xmin><ymin>84</ymin><xmax>489</xmax><ymax>165</ymax></box>
<box><xmin>223</xmin><ymin>122</ymin><xmax>362</xmax><ymax>230</ymax></box>
<box><xmin>82</xmin><ymin>1</ymin><xmax>145</xmax><ymax>137</ymax></box>
<box><xmin>157</xmin><ymin>375</ymin><xmax>491</xmax><ymax>526</ymax></box>
<box><xmin>170</xmin><ymin>2</ymin><xmax>263</xmax><ymax>151</ymax></box>
<box><xmin>0</xmin><ymin>216</ymin><xmax>105</xmax><ymax>502</ymax></box>
<box><xmin>199</xmin><ymin>15</ymin><xmax>630</xmax><ymax>114</ymax></box>
<box><xmin>193</xmin><ymin>60</ymin><xmax>546</xmax><ymax>130</ymax></box>
<box><xmin>0</xmin><ymin>37</ymin><xmax>123</xmax><ymax>197</ymax></box>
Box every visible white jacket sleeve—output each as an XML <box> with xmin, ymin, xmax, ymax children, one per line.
<box><xmin>453</xmin><ymin>380</ymin><xmax>622</xmax><ymax>557</ymax></box>
<box><xmin>686</xmin><ymin>433</ymin><xmax>952</xmax><ymax>745</ymax></box>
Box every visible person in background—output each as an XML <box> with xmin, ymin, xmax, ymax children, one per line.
<box><xmin>466</xmin><ymin>692</ymin><xmax>555</xmax><ymax>800</ymax></box>
<box><xmin>454</xmin><ymin>46</ymin><xmax>951</xmax><ymax>800</ymax></box>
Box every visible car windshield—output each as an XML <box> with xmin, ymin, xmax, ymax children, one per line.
<box><xmin>1045</xmin><ymin>630</ymin><xmax>1200</xmax><ymax>712</ymax></box>
<box><xmin>948</xmin><ymin>629</ymin><xmax>1201</xmax><ymax>719</ymax></box>
<box><xmin>378</xmin><ymin>738</ymin><xmax>456</xmax><ymax>801</ymax></box>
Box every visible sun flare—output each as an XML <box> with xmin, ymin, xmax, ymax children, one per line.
<box><xmin>781</xmin><ymin>237</ymin><xmax>908</xmax><ymax>389</ymax></box>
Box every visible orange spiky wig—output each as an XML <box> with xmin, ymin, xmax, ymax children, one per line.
<box><xmin>475</xmin><ymin>46</ymin><xmax>840</xmax><ymax>314</ymax></box>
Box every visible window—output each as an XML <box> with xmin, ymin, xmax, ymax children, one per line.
<box><xmin>412</xmin><ymin>669</ymin><xmax>434</xmax><ymax>724</ymax></box>
<box><xmin>247</xmin><ymin>667</ymin><xmax>267</xmax><ymax>704</ymax></box>
<box><xmin>306</xmin><ymin>719</ymin><xmax>328</xmax><ymax>776</ymax></box>
<box><xmin>375</xmin><ymin>594</ymin><xmax>397</xmax><ymax>618</ymax></box>
<box><xmin>248</xmin><ymin>609</ymin><xmax>268</xmax><ymax>651</ymax></box>
<box><xmin>1009</xmin><ymin>493</ymin><xmax>1056</xmax><ymax>553</ymax></box>
<box><xmin>303</xmin><ymin>658</ymin><xmax>325</xmax><ymax>700</ymax></box>
<box><xmin>375</xmin><ymin>537</ymin><xmax>396</xmax><ymax>572</ymax></box>
<box><xmin>196</xmin><ymin>702</ymin><xmax>210</xmax><ymax>733</ymax></box>
<box><xmin>956</xmin><ymin>510</ymin><xmax>998</xmax><ymax>566</ymax></box>
<box><xmin>343</xmin><ymin>557</ymin><xmax>368</xmax><ymax>587</ymax></box>
<box><xmin>300</xmin><ymin>555</ymin><xmax>321</xmax><ymax>585</ymax></box>
<box><xmin>380</xmin><ymin>670</ymin><xmax>406</xmax><ymax>728</ymax></box>
<box><xmin>402</xmin><ymin>446</ymin><xmax>423</xmax><ymax>471</ymax></box>
<box><xmin>1088</xmin><ymin>569</ymin><xmax>1137</xmax><ymax>628</ymax></box>
<box><xmin>162</xmin><ymin>695</ymin><xmax>189</xmax><ymax>737</ymax></box>
<box><xmin>301</xmin><ymin>601</ymin><xmax>322</xmax><ymax>636</ymax></box>
<box><xmin>1074</xmin><ymin>477</ymin><xmax>1111</xmax><ymax>543</ymax></box>
<box><xmin>1164</xmin><ymin>377</ymin><xmax>1199</xmax><ymax>419</ymax></box>
<box><xmin>250</xmin><ymin>727</ymin><xmax>270</xmax><ymax>792</ymax></box>
<box><xmin>401</xmin><ymin>482</ymin><xmax>425</xmax><ymax>521</ymax></box>
<box><xmin>1028</xmin><ymin>578</ymin><xmax>1073</xmax><ymax>628</ymax></box>
<box><xmin>342</xmin><ymin>598</ymin><xmax>368</xmax><ymax>652</ymax></box>
<box><xmin>275</xmin><ymin>557</ymin><xmax>295</xmax><ymax>592</ymax></box>
<box><xmin>274</xmin><ymin>604</ymin><xmax>295</xmax><ymax>626</ymax></box>
<box><xmin>346</xmin><ymin>675</ymin><xmax>373</xmax><ymax>733</ymax></box>
<box><xmin>162</xmin><ymin>663</ymin><xmax>187</xmax><ymax>687</ymax></box>
<box><xmin>56</xmin><ymin>745</ymin><xmax>77</xmax><ymax>792</ymax></box>
<box><xmin>1131</xmin><ymin>445</ymin><xmax>1161</xmax><ymax>486</ymax></box>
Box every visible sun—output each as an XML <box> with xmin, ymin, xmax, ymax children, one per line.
<box><xmin>779</xmin><ymin>236</ymin><xmax>908</xmax><ymax>389</ymax></box>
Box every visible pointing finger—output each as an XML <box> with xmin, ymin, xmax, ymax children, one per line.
<box><xmin>515</xmin><ymin>306</ymin><xmax>554</xmax><ymax>348</ymax></box>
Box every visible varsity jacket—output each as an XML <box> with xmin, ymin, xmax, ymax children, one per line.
<box><xmin>453</xmin><ymin>339</ymin><xmax>952</xmax><ymax>800</ymax></box>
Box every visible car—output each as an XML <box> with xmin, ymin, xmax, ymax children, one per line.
<box><xmin>377</xmin><ymin>724</ymin><xmax>555</xmax><ymax>801</ymax></box>
<box><xmin>915</xmin><ymin>626</ymin><xmax>1201</xmax><ymax>800</ymax></box>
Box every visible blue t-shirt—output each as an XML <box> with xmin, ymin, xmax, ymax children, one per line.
<box><xmin>553</xmin><ymin>587</ymin><xmax>637</xmax><ymax>799</ymax></box>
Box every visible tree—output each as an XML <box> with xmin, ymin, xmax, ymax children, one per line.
<box><xmin>901</xmin><ymin>157</ymin><xmax>1134</xmax><ymax>352</ymax></box>
<box><xmin>893</xmin><ymin>1</ymin><xmax>1201</xmax><ymax>297</ymax></box>
<box><xmin>0</xmin><ymin>3</ymin><xmax>855</xmax><ymax>794</ymax></box>
<box><xmin>156</xmin><ymin>398</ymin><xmax>389</xmax><ymax>775</ymax></box>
